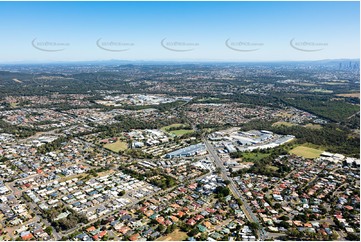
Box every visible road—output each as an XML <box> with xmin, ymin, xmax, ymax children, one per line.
<box><xmin>203</xmin><ymin>137</ymin><xmax>267</xmax><ymax>240</ymax></box>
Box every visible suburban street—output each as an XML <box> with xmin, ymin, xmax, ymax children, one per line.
<box><xmin>203</xmin><ymin>137</ymin><xmax>267</xmax><ymax>240</ymax></box>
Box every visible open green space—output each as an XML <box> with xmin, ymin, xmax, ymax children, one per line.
<box><xmin>266</xmin><ymin>165</ymin><xmax>279</xmax><ymax>171</ymax></box>
<box><xmin>272</xmin><ymin>121</ymin><xmax>296</xmax><ymax>127</ymax></box>
<box><xmin>169</xmin><ymin>129</ymin><xmax>194</xmax><ymax>136</ymax></box>
<box><xmin>282</xmin><ymin>96</ymin><xmax>360</xmax><ymax>122</ymax></box>
<box><xmin>161</xmin><ymin>123</ymin><xmax>184</xmax><ymax>130</ymax></box>
<box><xmin>103</xmin><ymin>139</ymin><xmax>128</xmax><ymax>153</ymax></box>
<box><xmin>295</xmin><ymin>82</ymin><xmax>317</xmax><ymax>87</ymax></box>
<box><xmin>10</xmin><ymin>102</ymin><xmax>18</xmax><ymax>108</ymax></box>
<box><xmin>161</xmin><ymin>123</ymin><xmax>193</xmax><ymax>136</ymax></box>
<box><xmin>290</xmin><ymin>145</ymin><xmax>324</xmax><ymax>159</ymax></box>
<box><xmin>239</xmin><ymin>152</ymin><xmax>271</xmax><ymax>162</ymax></box>
<box><xmin>309</xmin><ymin>88</ymin><xmax>333</xmax><ymax>94</ymax></box>
<box><xmin>322</xmin><ymin>81</ymin><xmax>348</xmax><ymax>85</ymax></box>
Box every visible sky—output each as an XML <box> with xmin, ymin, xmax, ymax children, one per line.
<box><xmin>0</xmin><ymin>1</ymin><xmax>359</xmax><ymax>63</ymax></box>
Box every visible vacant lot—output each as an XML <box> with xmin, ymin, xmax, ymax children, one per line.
<box><xmin>336</xmin><ymin>93</ymin><xmax>360</xmax><ymax>98</ymax></box>
<box><xmin>59</xmin><ymin>173</ymin><xmax>87</xmax><ymax>183</ymax></box>
<box><xmin>290</xmin><ymin>145</ymin><xmax>324</xmax><ymax>158</ymax></box>
<box><xmin>304</xmin><ymin>123</ymin><xmax>322</xmax><ymax>130</ymax></box>
<box><xmin>104</xmin><ymin>139</ymin><xmax>128</xmax><ymax>152</ymax></box>
<box><xmin>242</xmin><ymin>152</ymin><xmax>270</xmax><ymax>162</ymax></box>
<box><xmin>266</xmin><ymin>165</ymin><xmax>279</xmax><ymax>171</ymax></box>
<box><xmin>156</xmin><ymin>229</ymin><xmax>188</xmax><ymax>241</ymax></box>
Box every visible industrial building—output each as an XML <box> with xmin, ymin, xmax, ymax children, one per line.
<box><xmin>165</xmin><ymin>143</ymin><xmax>207</xmax><ymax>158</ymax></box>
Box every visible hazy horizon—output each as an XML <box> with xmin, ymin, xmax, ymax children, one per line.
<box><xmin>0</xmin><ymin>58</ymin><xmax>360</xmax><ymax>66</ymax></box>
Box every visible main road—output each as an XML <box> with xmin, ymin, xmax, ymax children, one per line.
<box><xmin>203</xmin><ymin>137</ymin><xmax>267</xmax><ymax>240</ymax></box>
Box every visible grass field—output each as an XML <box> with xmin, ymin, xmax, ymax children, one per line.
<box><xmin>161</xmin><ymin>123</ymin><xmax>193</xmax><ymax>136</ymax></box>
<box><xmin>272</xmin><ymin>121</ymin><xmax>295</xmax><ymax>127</ymax></box>
<box><xmin>156</xmin><ymin>229</ymin><xmax>188</xmax><ymax>241</ymax></box>
<box><xmin>10</xmin><ymin>102</ymin><xmax>18</xmax><ymax>108</ymax></box>
<box><xmin>309</xmin><ymin>88</ymin><xmax>333</xmax><ymax>94</ymax></box>
<box><xmin>266</xmin><ymin>165</ymin><xmax>279</xmax><ymax>171</ymax></box>
<box><xmin>295</xmin><ymin>82</ymin><xmax>317</xmax><ymax>87</ymax></box>
<box><xmin>104</xmin><ymin>139</ymin><xmax>128</xmax><ymax>153</ymax></box>
<box><xmin>323</xmin><ymin>81</ymin><xmax>348</xmax><ymax>85</ymax></box>
<box><xmin>242</xmin><ymin>152</ymin><xmax>270</xmax><ymax>162</ymax></box>
<box><xmin>169</xmin><ymin>129</ymin><xmax>194</xmax><ymax>136</ymax></box>
<box><xmin>290</xmin><ymin>145</ymin><xmax>324</xmax><ymax>158</ymax></box>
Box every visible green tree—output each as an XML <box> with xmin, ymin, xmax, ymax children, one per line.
<box><xmin>44</xmin><ymin>226</ymin><xmax>53</xmax><ymax>235</ymax></box>
<box><xmin>187</xmin><ymin>228</ymin><xmax>199</xmax><ymax>237</ymax></box>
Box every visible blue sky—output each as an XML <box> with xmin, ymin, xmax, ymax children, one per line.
<box><xmin>0</xmin><ymin>1</ymin><xmax>359</xmax><ymax>63</ymax></box>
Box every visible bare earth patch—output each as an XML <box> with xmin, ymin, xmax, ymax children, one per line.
<box><xmin>336</xmin><ymin>93</ymin><xmax>360</xmax><ymax>99</ymax></box>
<box><xmin>156</xmin><ymin>229</ymin><xmax>188</xmax><ymax>241</ymax></box>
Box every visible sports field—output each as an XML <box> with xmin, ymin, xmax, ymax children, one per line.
<box><xmin>104</xmin><ymin>139</ymin><xmax>128</xmax><ymax>153</ymax></box>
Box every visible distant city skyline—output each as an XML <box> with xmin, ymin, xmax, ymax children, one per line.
<box><xmin>0</xmin><ymin>1</ymin><xmax>359</xmax><ymax>63</ymax></box>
